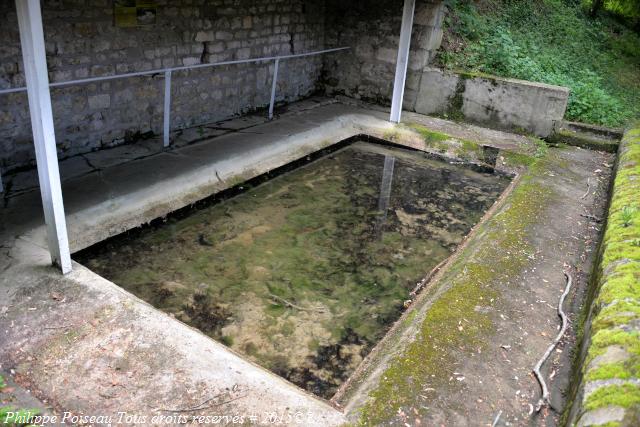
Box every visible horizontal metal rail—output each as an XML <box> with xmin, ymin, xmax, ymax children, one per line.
<box><xmin>0</xmin><ymin>47</ymin><xmax>350</xmax><ymax>95</ymax></box>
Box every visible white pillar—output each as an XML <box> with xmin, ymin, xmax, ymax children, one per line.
<box><xmin>390</xmin><ymin>0</ymin><xmax>416</xmax><ymax>123</ymax></box>
<box><xmin>16</xmin><ymin>0</ymin><xmax>72</xmax><ymax>274</ymax></box>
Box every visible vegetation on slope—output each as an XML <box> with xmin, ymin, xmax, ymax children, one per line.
<box><xmin>436</xmin><ymin>0</ymin><xmax>640</xmax><ymax>127</ymax></box>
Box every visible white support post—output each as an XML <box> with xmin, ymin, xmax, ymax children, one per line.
<box><xmin>16</xmin><ymin>0</ymin><xmax>71</xmax><ymax>274</ymax></box>
<box><xmin>268</xmin><ymin>58</ymin><xmax>280</xmax><ymax>120</ymax></box>
<box><xmin>163</xmin><ymin>70</ymin><xmax>172</xmax><ymax>147</ymax></box>
<box><xmin>390</xmin><ymin>0</ymin><xmax>416</xmax><ymax>123</ymax></box>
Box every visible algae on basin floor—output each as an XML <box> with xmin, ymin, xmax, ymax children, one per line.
<box><xmin>76</xmin><ymin>141</ymin><xmax>510</xmax><ymax>399</ymax></box>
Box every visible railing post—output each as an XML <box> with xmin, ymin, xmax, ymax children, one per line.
<box><xmin>163</xmin><ymin>70</ymin><xmax>172</xmax><ymax>147</ymax></box>
<box><xmin>268</xmin><ymin>58</ymin><xmax>280</xmax><ymax>120</ymax></box>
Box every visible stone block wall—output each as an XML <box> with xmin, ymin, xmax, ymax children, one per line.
<box><xmin>414</xmin><ymin>68</ymin><xmax>569</xmax><ymax>137</ymax></box>
<box><xmin>322</xmin><ymin>0</ymin><xmax>445</xmax><ymax>108</ymax></box>
<box><xmin>568</xmin><ymin>124</ymin><xmax>640</xmax><ymax>426</ymax></box>
<box><xmin>0</xmin><ymin>0</ymin><xmax>326</xmax><ymax>173</ymax></box>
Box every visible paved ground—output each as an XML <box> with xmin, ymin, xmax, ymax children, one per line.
<box><xmin>0</xmin><ymin>98</ymin><xmax>612</xmax><ymax>426</ymax></box>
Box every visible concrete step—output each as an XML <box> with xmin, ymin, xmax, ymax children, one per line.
<box><xmin>547</xmin><ymin>120</ymin><xmax>622</xmax><ymax>153</ymax></box>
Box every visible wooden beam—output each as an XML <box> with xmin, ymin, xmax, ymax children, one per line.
<box><xmin>390</xmin><ymin>0</ymin><xmax>416</xmax><ymax>123</ymax></box>
<box><xmin>16</xmin><ymin>0</ymin><xmax>72</xmax><ymax>274</ymax></box>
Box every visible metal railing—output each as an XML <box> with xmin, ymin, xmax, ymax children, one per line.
<box><xmin>0</xmin><ymin>46</ymin><xmax>349</xmax><ymax>193</ymax></box>
<box><xmin>0</xmin><ymin>46</ymin><xmax>350</xmax><ymax>148</ymax></box>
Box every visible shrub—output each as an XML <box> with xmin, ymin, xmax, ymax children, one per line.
<box><xmin>438</xmin><ymin>0</ymin><xmax>640</xmax><ymax>127</ymax></box>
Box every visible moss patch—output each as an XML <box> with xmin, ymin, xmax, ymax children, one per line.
<box><xmin>404</xmin><ymin>123</ymin><xmax>494</xmax><ymax>163</ymax></box>
<box><xmin>587</xmin><ymin>361</ymin><xmax>640</xmax><ymax>382</ymax></box>
<box><xmin>405</xmin><ymin>123</ymin><xmax>451</xmax><ymax>153</ymax></box>
<box><xmin>585</xmin><ymin>383</ymin><xmax>640</xmax><ymax>411</ymax></box>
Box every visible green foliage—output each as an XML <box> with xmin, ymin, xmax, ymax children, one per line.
<box><xmin>0</xmin><ymin>407</ymin><xmax>38</xmax><ymax>427</ymax></box>
<box><xmin>439</xmin><ymin>0</ymin><xmax>640</xmax><ymax>127</ymax></box>
<box><xmin>0</xmin><ymin>375</ymin><xmax>39</xmax><ymax>427</ymax></box>
<box><xmin>531</xmin><ymin>137</ymin><xmax>549</xmax><ymax>158</ymax></box>
<box><xmin>585</xmin><ymin>0</ymin><xmax>640</xmax><ymax>21</ymax></box>
<box><xmin>621</xmin><ymin>205</ymin><xmax>637</xmax><ymax>227</ymax></box>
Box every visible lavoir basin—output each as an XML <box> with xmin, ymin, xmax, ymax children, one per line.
<box><xmin>75</xmin><ymin>141</ymin><xmax>511</xmax><ymax>399</ymax></box>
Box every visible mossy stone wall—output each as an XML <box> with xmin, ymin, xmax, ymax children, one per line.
<box><xmin>571</xmin><ymin>124</ymin><xmax>640</xmax><ymax>427</ymax></box>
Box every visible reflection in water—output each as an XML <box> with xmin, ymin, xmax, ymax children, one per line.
<box><xmin>376</xmin><ymin>155</ymin><xmax>396</xmax><ymax>234</ymax></box>
<box><xmin>76</xmin><ymin>142</ymin><xmax>511</xmax><ymax>399</ymax></box>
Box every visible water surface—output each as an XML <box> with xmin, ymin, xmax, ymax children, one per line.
<box><xmin>77</xmin><ymin>141</ymin><xmax>510</xmax><ymax>398</ymax></box>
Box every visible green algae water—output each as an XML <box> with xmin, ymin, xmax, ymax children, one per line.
<box><xmin>76</xmin><ymin>141</ymin><xmax>510</xmax><ymax>399</ymax></box>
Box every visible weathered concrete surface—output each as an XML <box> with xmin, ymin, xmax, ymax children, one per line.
<box><xmin>567</xmin><ymin>124</ymin><xmax>640</xmax><ymax>427</ymax></box>
<box><xmin>414</xmin><ymin>66</ymin><xmax>459</xmax><ymax>114</ymax></box>
<box><xmin>415</xmin><ymin>67</ymin><xmax>570</xmax><ymax>137</ymax></box>
<box><xmin>0</xmin><ymin>98</ymin><xmax>607</xmax><ymax>426</ymax></box>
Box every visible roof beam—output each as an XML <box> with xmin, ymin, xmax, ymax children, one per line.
<box><xmin>390</xmin><ymin>0</ymin><xmax>416</xmax><ymax>123</ymax></box>
<box><xmin>16</xmin><ymin>0</ymin><xmax>72</xmax><ymax>274</ymax></box>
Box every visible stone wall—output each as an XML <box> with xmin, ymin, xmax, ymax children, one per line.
<box><xmin>568</xmin><ymin>125</ymin><xmax>640</xmax><ymax>427</ymax></box>
<box><xmin>414</xmin><ymin>68</ymin><xmax>569</xmax><ymax>137</ymax></box>
<box><xmin>0</xmin><ymin>0</ymin><xmax>327</xmax><ymax>173</ymax></box>
<box><xmin>322</xmin><ymin>0</ymin><xmax>445</xmax><ymax>108</ymax></box>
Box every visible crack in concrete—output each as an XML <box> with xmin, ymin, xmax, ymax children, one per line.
<box><xmin>80</xmin><ymin>153</ymin><xmax>102</xmax><ymax>173</ymax></box>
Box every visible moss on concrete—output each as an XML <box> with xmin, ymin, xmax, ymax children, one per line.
<box><xmin>404</xmin><ymin>123</ymin><xmax>451</xmax><ymax>153</ymax></box>
<box><xmin>531</xmin><ymin>137</ymin><xmax>549</xmax><ymax>158</ymax></box>
<box><xmin>586</xmin><ymin>363</ymin><xmax>636</xmax><ymax>382</ymax></box>
<box><xmin>502</xmin><ymin>151</ymin><xmax>537</xmax><ymax>167</ymax></box>
<box><xmin>404</xmin><ymin>123</ymin><xmax>493</xmax><ymax>162</ymax></box>
<box><xmin>574</xmin><ymin>123</ymin><xmax>640</xmax><ymax>425</ymax></box>
<box><xmin>356</xmin><ymin>151</ymin><xmax>555</xmax><ymax>424</ymax></box>
<box><xmin>455</xmin><ymin>69</ymin><xmax>500</xmax><ymax>81</ymax></box>
<box><xmin>585</xmin><ymin>383</ymin><xmax>640</xmax><ymax>411</ymax></box>
<box><xmin>446</xmin><ymin>78</ymin><xmax>466</xmax><ymax>123</ymax></box>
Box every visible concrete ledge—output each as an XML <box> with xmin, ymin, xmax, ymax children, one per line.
<box><xmin>414</xmin><ymin>67</ymin><xmax>569</xmax><ymax>137</ymax></box>
<box><xmin>571</xmin><ymin>123</ymin><xmax>640</xmax><ymax>427</ymax></box>
<box><xmin>547</xmin><ymin>128</ymin><xmax>620</xmax><ymax>153</ymax></box>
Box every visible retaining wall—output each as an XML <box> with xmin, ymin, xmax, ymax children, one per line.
<box><xmin>570</xmin><ymin>124</ymin><xmax>640</xmax><ymax>426</ymax></box>
<box><xmin>413</xmin><ymin>67</ymin><xmax>569</xmax><ymax>137</ymax></box>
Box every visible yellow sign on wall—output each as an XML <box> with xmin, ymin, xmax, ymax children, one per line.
<box><xmin>114</xmin><ymin>1</ymin><xmax>157</xmax><ymax>27</ymax></box>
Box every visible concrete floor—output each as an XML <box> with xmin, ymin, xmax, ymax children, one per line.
<box><xmin>0</xmin><ymin>98</ymin><xmax>608</xmax><ymax>425</ymax></box>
